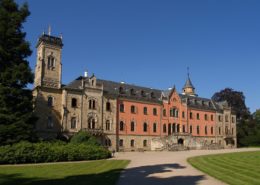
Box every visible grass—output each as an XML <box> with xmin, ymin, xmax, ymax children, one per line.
<box><xmin>0</xmin><ymin>160</ymin><xmax>129</xmax><ymax>185</ymax></box>
<box><xmin>188</xmin><ymin>151</ymin><xmax>260</xmax><ymax>185</ymax></box>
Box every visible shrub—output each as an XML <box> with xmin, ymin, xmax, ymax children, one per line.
<box><xmin>70</xmin><ymin>131</ymin><xmax>100</xmax><ymax>146</ymax></box>
<box><xmin>0</xmin><ymin>141</ymin><xmax>111</xmax><ymax>164</ymax></box>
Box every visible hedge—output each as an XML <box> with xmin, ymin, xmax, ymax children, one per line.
<box><xmin>0</xmin><ymin>141</ymin><xmax>111</xmax><ymax>164</ymax></box>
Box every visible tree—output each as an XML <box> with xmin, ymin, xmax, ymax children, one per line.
<box><xmin>212</xmin><ymin>88</ymin><xmax>250</xmax><ymax>120</ymax></box>
<box><xmin>253</xmin><ymin>109</ymin><xmax>260</xmax><ymax>124</ymax></box>
<box><xmin>0</xmin><ymin>0</ymin><xmax>36</xmax><ymax>145</ymax></box>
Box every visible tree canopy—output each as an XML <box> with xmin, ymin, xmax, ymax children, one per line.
<box><xmin>0</xmin><ymin>0</ymin><xmax>36</xmax><ymax>145</ymax></box>
<box><xmin>212</xmin><ymin>88</ymin><xmax>250</xmax><ymax>120</ymax></box>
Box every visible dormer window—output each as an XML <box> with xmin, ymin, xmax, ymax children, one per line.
<box><xmin>202</xmin><ymin>101</ymin><xmax>205</xmax><ymax>106</ymax></box>
<box><xmin>130</xmin><ymin>89</ymin><xmax>135</xmax><ymax>96</ymax></box>
<box><xmin>119</xmin><ymin>87</ymin><xmax>124</xmax><ymax>94</ymax></box>
<box><xmin>151</xmin><ymin>92</ymin><xmax>155</xmax><ymax>98</ymax></box>
<box><xmin>141</xmin><ymin>90</ymin><xmax>146</xmax><ymax>97</ymax></box>
<box><xmin>47</xmin><ymin>56</ymin><xmax>55</xmax><ymax>70</ymax></box>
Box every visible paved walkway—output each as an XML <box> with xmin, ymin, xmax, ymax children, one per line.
<box><xmin>113</xmin><ymin>148</ymin><xmax>260</xmax><ymax>185</ymax></box>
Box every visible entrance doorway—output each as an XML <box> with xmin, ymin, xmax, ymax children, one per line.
<box><xmin>178</xmin><ymin>138</ymin><xmax>184</xmax><ymax>145</ymax></box>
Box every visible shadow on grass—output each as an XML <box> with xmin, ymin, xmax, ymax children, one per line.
<box><xmin>0</xmin><ymin>163</ymin><xmax>205</xmax><ymax>185</ymax></box>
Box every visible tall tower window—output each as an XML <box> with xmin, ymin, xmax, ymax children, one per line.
<box><xmin>47</xmin><ymin>56</ymin><xmax>55</xmax><ymax>69</ymax></box>
<box><xmin>106</xmin><ymin>120</ymin><xmax>111</xmax><ymax>131</ymax></box>
<box><xmin>47</xmin><ymin>116</ymin><xmax>53</xmax><ymax>129</ymax></box>
<box><xmin>47</xmin><ymin>96</ymin><xmax>53</xmax><ymax>107</ymax></box>
<box><xmin>71</xmin><ymin>98</ymin><xmax>77</xmax><ymax>108</ymax></box>
<box><xmin>163</xmin><ymin>124</ymin><xmax>167</xmax><ymax>133</ymax></box>
<box><xmin>71</xmin><ymin>117</ymin><xmax>76</xmax><ymax>129</ymax></box>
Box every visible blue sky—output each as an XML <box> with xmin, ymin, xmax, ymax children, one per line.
<box><xmin>18</xmin><ymin>0</ymin><xmax>260</xmax><ymax>112</ymax></box>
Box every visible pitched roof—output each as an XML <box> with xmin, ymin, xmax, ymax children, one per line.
<box><xmin>64</xmin><ymin>76</ymin><xmax>162</xmax><ymax>103</ymax></box>
<box><xmin>183</xmin><ymin>76</ymin><xmax>195</xmax><ymax>89</ymax></box>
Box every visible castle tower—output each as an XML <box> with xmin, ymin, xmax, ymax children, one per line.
<box><xmin>182</xmin><ymin>70</ymin><xmax>197</xmax><ymax>96</ymax></box>
<box><xmin>34</xmin><ymin>31</ymin><xmax>63</xmax><ymax>89</ymax></box>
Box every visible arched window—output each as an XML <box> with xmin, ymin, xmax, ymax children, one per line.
<box><xmin>144</xmin><ymin>107</ymin><xmax>148</xmax><ymax>115</ymax></box>
<box><xmin>163</xmin><ymin>124</ymin><xmax>167</xmax><ymax>133</ymax></box>
<box><xmin>205</xmin><ymin>126</ymin><xmax>208</xmax><ymax>135</ymax></box>
<box><xmin>47</xmin><ymin>56</ymin><xmax>55</xmax><ymax>69</ymax></box>
<box><xmin>205</xmin><ymin>114</ymin><xmax>208</xmax><ymax>121</ymax></box>
<box><xmin>163</xmin><ymin>109</ymin><xmax>166</xmax><ymax>117</ymax></box>
<box><xmin>143</xmin><ymin>140</ymin><xmax>147</xmax><ymax>147</ymax></box>
<box><xmin>131</xmin><ymin>121</ymin><xmax>135</xmax><ymax>132</ymax></box>
<box><xmin>47</xmin><ymin>116</ymin><xmax>53</xmax><ymax>129</ymax></box>
<box><xmin>143</xmin><ymin>122</ymin><xmax>148</xmax><ymax>132</ymax></box>
<box><xmin>47</xmin><ymin>96</ymin><xmax>53</xmax><ymax>107</ymax></box>
<box><xmin>182</xmin><ymin>125</ymin><xmax>185</xmax><ymax>133</ymax></box>
<box><xmin>211</xmin><ymin>127</ymin><xmax>214</xmax><ymax>134</ymax></box>
<box><xmin>71</xmin><ymin>117</ymin><xmax>76</xmax><ymax>129</ymax></box>
<box><xmin>197</xmin><ymin>113</ymin><xmax>200</xmax><ymax>120</ymax></box>
<box><xmin>153</xmin><ymin>108</ymin><xmax>157</xmax><ymax>116</ymax></box>
<box><xmin>182</xmin><ymin>111</ymin><xmax>185</xmax><ymax>118</ymax></box>
<box><xmin>106</xmin><ymin>120</ymin><xmax>110</xmax><ymax>131</ymax></box>
<box><xmin>190</xmin><ymin>125</ymin><xmax>193</xmax><ymax>133</ymax></box>
<box><xmin>88</xmin><ymin>117</ymin><xmax>96</xmax><ymax>129</ymax></box>
<box><xmin>106</xmin><ymin>102</ymin><xmax>111</xmax><ymax>111</ymax></box>
<box><xmin>71</xmin><ymin>98</ymin><xmax>77</xmax><ymax>108</ymax></box>
<box><xmin>119</xmin><ymin>121</ymin><xmax>124</xmax><ymax>131</ymax></box>
<box><xmin>197</xmin><ymin>126</ymin><xmax>200</xmax><ymax>134</ymax></box>
<box><xmin>120</xmin><ymin>103</ymin><xmax>124</xmax><ymax>112</ymax></box>
<box><xmin>153</xmin><ymin>123</ymin><xmax>157</xmax><ymax>133</ymax></box>
<box><xmin>130</xmin><ymin>139</ymin><xmax>135</xmax><ymax>147</ymax></box>
<box><xmin>218</xmin><ymin>115</ymin><xmax>222</xmax><ymax>121</ymax></box>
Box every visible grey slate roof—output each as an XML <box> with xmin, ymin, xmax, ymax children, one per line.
<box><xmin>64</xmin><ymin>76</ymin><xmax>162</xmax><ymax>103</ymax></box>
<box><xmin>64</xmin><ymin>76</ymin><xmax>227</xmax><ymax>111</ymax></box>
<box><xmin>183</xmin><ymin>77</ymin><xmax>195</xmax><ymax>89</ymax></box>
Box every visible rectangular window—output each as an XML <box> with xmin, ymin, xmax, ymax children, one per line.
<box><xmin>120</xmin><ymin>104</ymin><xmax>124</xmax><ymax>113</ymax></box>
<box><xmin>182</xmin><ymin>111</ymin><xmax>185</xmax><ymax>118</ymax></box>
<box><xmin>130</xmin><ymin>140</ymin><xmax>135</xmax><ymax>147</ymax></box>
<box><xmin>144</xmin><ymin>107</ymin><xmax>148</xmax><ymax>115</ymax></box>
<box><xmin>182</xmin><ymin>125</ymin><xmax>185</xmax><ymax>133</ymax></box>
<box><xmin>47</xmin><ymin>116</ymin><xmax>53</xmax><ymax>129</ymax></box>
<box><xmin>211</xmin><ymin>115</ymin><xmax>214</xmax><ymax>121</ymax></box>
<box><xmin>153</xmin><ymin>108</ymin><xmax>157</xmax><ymax>116</ymax></box>
<box><xmin>190</xmin><ymin>125</ymin><xmax>192</xmax><ymax>133</ymax></box>
<box><xmin>71</xmin><ymin>117</ymin><xmax>76</xmax><ymax>129</ymax></box>
<box><xmin>119</xmin><ymin>139</ymin><xmax>123</xmax><ymax>147</ymax></box>
<box><xmin>131</xmin><ymin>105</ymin><xmax>136</xmax><ymax>114</ymax></box>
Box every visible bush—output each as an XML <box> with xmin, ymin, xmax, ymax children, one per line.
<box><xmin>70</xmin><ymin>131</ymin><xmax>100</xmax><ymax>146</ymax></box>
<box><xmin>0</xmin><ymin>141</ymin><xmax>111</xmax><ymax>164</ymax></box>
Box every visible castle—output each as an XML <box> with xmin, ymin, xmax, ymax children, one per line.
<box><xmin>33</xmin><ymin>33</ymin><xmax>237</xmax><ymax>151</ymax></box>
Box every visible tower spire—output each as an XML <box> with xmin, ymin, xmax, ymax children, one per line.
<box><xmin>187</xmin><ymin>67</ymin><xmax>190</xmax><ymax>78</ymax></box>
<box><xmin>48</xmin><ymin>25</ymin><xmax>51</xmax><ymax>36</ymax></box>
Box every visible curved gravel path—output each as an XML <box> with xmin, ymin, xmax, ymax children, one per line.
<box><xmin>113</xmin><ymin>148</ymin><xmax>260</xmax><ymax>185</ymax></box>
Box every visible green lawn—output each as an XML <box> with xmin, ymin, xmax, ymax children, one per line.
<box><xmin>0</xmin><ymin>160</ymin><xmax>129</xmax><ymax>185</ymax></box>
<box><xmin>188</xmin><ymin>151</ymin><xmax>260</xmax><ymax>185</ymax></box>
